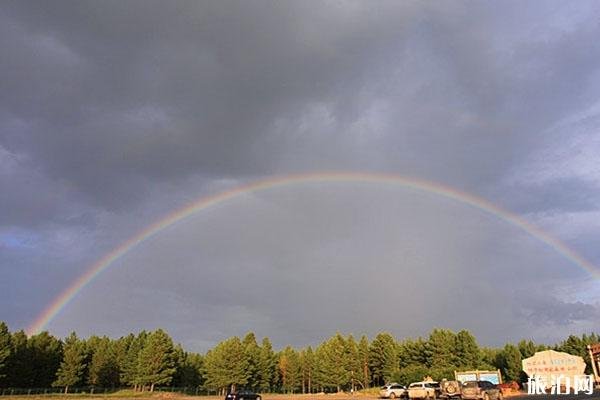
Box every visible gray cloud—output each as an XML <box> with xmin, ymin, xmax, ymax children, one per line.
<box><xmin>1</xmin><ymin>1</ymin><xmax>600</xmax><ymax>349</ymax></box>
<box><xmin>517</xmin><ymin>296</ymin><xmax>600</xmax><ymax>326</ymax></box>
<box><xmin>47</xmin><ymin>184</ymin><xmax>600</xmax><ymax>350</ymax></box>
<box><xmin>1</xmin><ymin>1</ymin><xmax>599</xmax><ymax>212</ymax></box>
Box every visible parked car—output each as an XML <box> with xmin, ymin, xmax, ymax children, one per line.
<box><xmin>439</xmin><ymin>380</ymin><xmax>462</xmax><ymax>399</ymax></box>
<box><xmin>380</xmin><ymin>383</ymin><xmax>408</xmax><ymax>399</ymax></box>
<box><xmin>460</xmin><ymin>381</ymin><xmax>502</xmax><ymax>400</ymax></box>
<box><xmin>408</xmin><ymin>381</ymin><xmax>440</xmax><ymax>399</ymax></box>
<box><xmin>225</xmin><ymin>389</ymin><xmax>261</xmax><ymax>400</ymax></box>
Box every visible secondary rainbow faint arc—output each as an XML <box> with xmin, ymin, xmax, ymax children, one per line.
<box><xmin>27</xmin><ymin>171</ymin><xmax>599</xmax><ymax>335</ymax></box>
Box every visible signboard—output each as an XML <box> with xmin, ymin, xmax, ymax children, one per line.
<box><xmin>455</xmin><ymin>370</ymin><xmax>502</xmax><ymax>384</ymax></box>
<box><xmin>456</xmin><ymin>373</ymin><xmax>477</xmax><ymax>383</ymax></box>
<box><xmin>479</xmin><ymin>373</ymin><xmax>500</xmax><ymax>384</ymax></box>
<box><xmin>522</xmin><ymin>350</ymin><xmax>586</xmax><ymax>384</ymax></box>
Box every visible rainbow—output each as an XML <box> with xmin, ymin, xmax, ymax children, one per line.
<box><xmin>27</xmin><ymin>171</ymin><xmax>599</xmax><ymax>335</ymax></box>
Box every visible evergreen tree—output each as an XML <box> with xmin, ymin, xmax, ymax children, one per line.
<box><xmin>88</xmin><ymin>336</ymin><xmax>120</xmax><ymax>387</ymax></box>
<box><xmin>0</xmin><ymin>322</ymin><xmax>12</xmax><ymax>384</ymax></box>
<box><xmin>357</xmin><ymin>335</ymin><xmax>370</xmax><ymax>389</ymax></box>
<box><xmin>479</xmin><ymin>347</ymin><xmax>500</xmax><ymax>370</ymax></box>
<box><xmin>316</xmin><ymin>333</ymin><xmax>351</xmax><ymax>392</ymax></box>
<box><xmin>203</xmin><ymin>336</ymin><xmax>250</xmax><ymax>393</ymax></box>
<box><xmin>136</xmin><ymin>329</ymin><xmax>176</xmax><ymax>392</ymax></box>
<box><xmin>369</xmin><ymin>333</ymin><xmax>397</xmax><ymax>386</ymax></box>
<box><xmin>395</xmin><ymin>365</ymin><xmax>430</xmax><ymax>386</ymax></box>
<box><xmin>517</xmin><ymin>340</ymin><xmax>537</xmax><ymax>359</ymax></box>
<box><xmin>300</xmin><ymin>346</ymin><xmax>315</xmax><ymax>393</ymax></box>
<box><xmin>6</xmin><ymin>330</ymin><xmax>32</xmax><ymax>387</ymax></box>
<box><xmin>242</xmin><ymin>332</ymin><xmax>261</xmax><ymax>389</ymax></box>
<box><xmin>556</xmin><ymin>333</ymin><xmax>600</xmax><ymax>374</ymax></box>
<box><xmin>171</xmin><ymin>345</ymin><xmax>186</xmax><ymax>386</ymax></box>
<box><xmin>425</xmin><ymin>329</ymin><xmax>457</xmax><ymax>368</ymax></box>
<box><xmin>312</xmin><ymin>346</ymin><xmax>325</xmax><ymax>393</ymax></box>
<box><xmin>496</xmin><ymin>344</ymin><xmax>521</xmax><ymax>382</ymax></box>
<box><xmin>173</xmin><ymin>350</ymin><xmax>203</xmax><ymax>387</ymax></box>
<box><xmin>121</xmin><ymin>331</ymin><xmax>147</xmax><ymax>390</ymax></box>
<box><xmin>53</xmin><ymin>332</ymin><xmax>86</xmax><ymax>393</ymax></box>
<box><xmin>345</xmin><ymin>335</ymin><xmax>361</xmax><ymax>392</ymax></box>
<box><xmin>28</xmin><ymin>331</ymin><xmax>63</xmax><ymax>387</ymax></box>
<box><xmin>556</xmin><ymin>335</ymin><xmax>585</xmax><ymax>357</ymax></box>
<box><xmin>279</xmin><ymin>346</ymin><xmax>301</xmax><ymax>393</ymax></box>
<box><xmin>257</xmin><ymin>337</ymin><xmax>277</xmax><ymax>392</ymax></box>
<box><xmin>398</xmin><ymin>338</ymin><xmax>428</xmax><ymax>367</ymax></box>
<box><xmin>455</xmin><ymin>330</ymin><xmax>480</xmax><ymax>368</ymax></box>
<box><xmin>2</xmin><ymin>324</ymin><xmax>599</xmax><ymax>391</ymax></box>
<box><xmin>113</xmin><ymin>334</ymin><xmax>134</xmax><ymax>383</ymax></box>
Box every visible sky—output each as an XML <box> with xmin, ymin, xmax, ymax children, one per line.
<box><xmin>2</xmin><ymin>0</ymin><xmax>600</xmax><ymax>352</ymax></box>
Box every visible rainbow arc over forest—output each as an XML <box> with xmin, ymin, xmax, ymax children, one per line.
<box><xmin>27</xmin><ymin>172</ymin><xmax>600</xmax><ymax>335</ymax></box>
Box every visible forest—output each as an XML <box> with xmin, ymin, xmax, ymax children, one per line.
<box><xmin>0</xmin><ymin>322</ymin><xmax>597</xmax><ymax>394</ymax></box>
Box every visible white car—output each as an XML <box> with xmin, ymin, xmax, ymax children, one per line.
<box><xmin>408</xmin><ymin>381</ymin><xmax>440</xmax><ymax>400</ymax></box>
<box><xmin>380</xmin><ymin>383</ymin><xmax>408</xmax><ymax>399</ymax></box>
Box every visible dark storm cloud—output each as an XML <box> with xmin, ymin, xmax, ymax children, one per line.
<box><xmin>2</xmin><ymin>0</ymin><xmax>599</xmax><ymax>214</ymax></box>
<box><xmin>1</xmin><ymin>1</ymin><xmax>415</xmax><ymax>210</ymax></box>
<box><xmin>2</xmin><ymin>1</ymin><xmax>600</xmax><ymax>347</ymax></box>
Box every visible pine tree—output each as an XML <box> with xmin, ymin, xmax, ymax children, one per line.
<box><xmin>53</xmin><ymin>332</ymin><xmax>86</xmax><ymax>393</ymax></box>
<box><xmin>396</xmin><ymin>365</ymin><xmax>429</xmax><ymax>386</ymax></box>
<box><xmin>517</xmin><ymin>340</ymin><xmax>537</xmax><ymax>359</ymax></box>
<box><xmin>345</xmin><ymin>335</ymin><xmax>360</xmax><ymax>392</ymax></box>
<box><xmin>455</xmin><ymin>330</ymin><xmax>480</xmax><ymax>368</ymax></box>
<box><xmin>357</xmin><ymin>335</ymin><xmax>370</xmax><ymax>389</ymax></box>
<box><xmin>171</xmin><ymin>345</ymin><xmax>186</xmax><ymax>386</ymax></box>
<box><xmin>6</xmin><ymin>325</ymin><xmax>600</xmax><ymax>391</ymax></box>
<box><xmin>279</xmin><ymin>346</ymin><xmax>301</xmax><ymax>393</ymax></box>
<box><xmin>316</xmin><ymin>333</ymin><xmax>351</xmax><ymax>392</ymax></box>
<box><xmin>203</xmin><ymin>336</ymin><xmax>250</xmax><ymax>394</ymax></box>
<box><xmin>369</xmin><ymin>333</ymin><xmax>397</xmax><ymax>386</ymax></box>
<box><xmin>398</xmin><ymin>338</ymin><xmax>428</xmax><ymax>367</ymax></box>
<box><xmin>242</xmin><ymin>332</ymin><xmax>261</xmax><ymax>390</ymax></box>
<box><xmin>173</xmin><ymin>349</ymin><xmax>203</xmax><ymax>387</ymax></box>
<box><xmin>29</xmin><ymin>331</ymin><xmax>63</xmax><ymax>387</ymax></box>
<box><xmin>0</xmin><ymin>322</ymin><xmax>12</xmax><ymax>383</ymax></box>
<box><xmin>300</xmin><ymin>346</ymin><xmax>315</xmax><ymax>393</ymax></box>
<box><xmin>88</xmin><ymin>336</ymin><xmax>120</xmax><ymax>387</ymax></box>
<box><xmin>136</xmin><ymin>329</ymin><xmax>176</xmax><ymax>392</ymax></box>
<box><xmin>479</xmin><ymin>347</ymin><xmax>500</xmax><ymax>370</ymax></box>
<box><xmin>425</xmin><ymin>329</ymin><xmax>457</xmax><ymax>368</ymax></box>
<box><xmin>556</xmin><ymin>335</ymin><xmax>585</xmax><ymax>357</ymax></box>
<box><xmin>121</xmin><ymin>331</ymin><xmax>147</xmax><ymax>390</ymax></box>
<box><xmin>6</xmin><ymin>330</ymin><xmax>33</xmax><ymax>387</ymax></box>
<box><xmin>496</xmin><ymin>344</ymin><xmax>521</xmax><ymax>382</ymax></box>
<box><xmin>257</xmin><ymin>337</ymin><xmax>276</xmax><ymax>392</ymax></box>
<box><xmin>555</xmin><ymin>333</ymin><xmax>600</xmax><ymax>375</ymax></box>
<box><xmin>113</xmin><ymin>334</ymin><xmax>133</xmax><ymax>383</ymax></box>
<box><xmin>412</xmin><ymin>338</ymin><xmax>429</xmax><ymax>366</ymax></box>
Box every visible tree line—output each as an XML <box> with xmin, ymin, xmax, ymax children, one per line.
<box><xmin>0</xmin><ymin>322</ymin><xmax>598</xmax><ymax>393</ymax></box>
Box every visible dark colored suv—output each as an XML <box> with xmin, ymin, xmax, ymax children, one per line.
<box><xmin>461</xmin><ymin>381</ymin><xmax>502</xmax><ymax>400</ymax></box>
<box><xmin>225</xmin><ymin>389</ymin><xmax>262</xmax><ymax>400</ymax></box>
